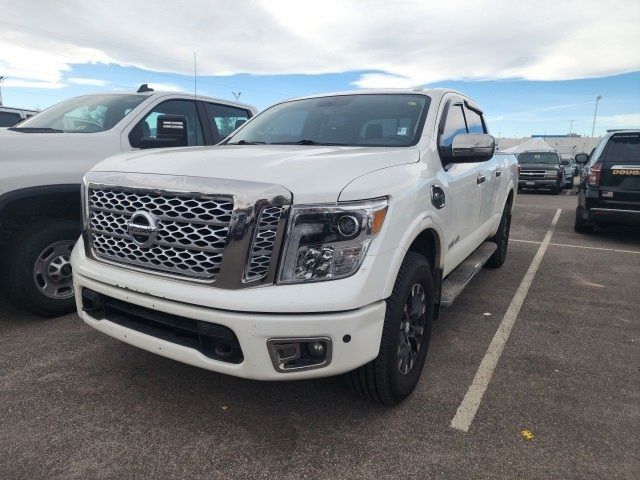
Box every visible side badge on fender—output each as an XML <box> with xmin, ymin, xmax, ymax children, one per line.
<box><xmin>431</xmin><ymin>185</ymin><xmax>446</xmax><ymax>209</ymax></box>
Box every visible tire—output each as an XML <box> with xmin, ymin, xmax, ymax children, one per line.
<box><xmin>551</xmin><ymin>185</ymin><xmax>561</xmax><ymax>195</ymax></box>
<box><xmin>574</xmin><ymin>207</ymin><xmax>594</xmax><ymax>234</ymax></box>
<box><xmin>346</xmin><ymin>252</ymin><xmax>434</xmax><ymax>405</ymax></box>
<box><xmin>486</xmin><ymin>201</ymin><xmax>512</xmax><ymax>268</ymax></box>
<box><xmin>3</xmin><ymin>219</ymin><xmax>80</xmax><ymax>317</ymax></box>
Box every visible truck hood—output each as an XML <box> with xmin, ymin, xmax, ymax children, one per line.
<box><xmin>93</xmin><ymin>145</ymin><xmax>421</xmax><ymax>203</ymax></box>
<box><xmin>0</xmin><ymin>128</ymin><xmax>116</xmax><ymax>161</ymax></box>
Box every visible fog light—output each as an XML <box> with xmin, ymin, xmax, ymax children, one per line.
<box><xmin>267</xmin><ymin>337</ymin><xmax>332</xmax><ymax>372</ymax></box>
<box><xmin>308</xmin><ymin>341</ymin><xmax>325</xmax><ymax>358</ymax></box>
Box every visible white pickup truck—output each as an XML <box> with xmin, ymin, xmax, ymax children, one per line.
<box><xmin>0</xmin><ymin>85</ymin><xmax>256</xmax><ymax>316</ymax></box>
<box><xmin>72</xmin><ymin>89</ymin><xmax>518</xmax><ymax>405</ymax></box>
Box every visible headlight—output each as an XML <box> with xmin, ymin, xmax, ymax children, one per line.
<box><xmin>278</xmin><ymin>198</ymin><xmax>388</xmax><ymax>284</ymax></box>
<box><xmin>545</xmin><ymin>170</ymin><xmax>559</xmax><ymax>178</ymax></box>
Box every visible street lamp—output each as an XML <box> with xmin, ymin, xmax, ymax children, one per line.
<box><xmin>591</xmin><ymin>95</ymin><xmax>602</xmax><ymax>137</ymax></box>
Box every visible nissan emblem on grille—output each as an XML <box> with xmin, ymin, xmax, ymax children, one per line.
<box><xmin>127</xmin><ymin>211</ymin><xmax>158</xmax><ymax>248</ymax></box>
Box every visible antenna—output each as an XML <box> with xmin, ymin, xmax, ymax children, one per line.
<box><xmin>232</xmin><ymin>91</ymin><xmax>241</xmax><ymax>102</ymax></box>
<box><xmin>193</xmin><ymin>52</ymin><xmax>197</xmax><ymax>99</ymax></box>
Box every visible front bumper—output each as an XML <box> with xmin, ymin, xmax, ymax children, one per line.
<box><xmin>73</xmin><ymin>271</ymin><xmax>386</xmax><ymax>381</ymax></box>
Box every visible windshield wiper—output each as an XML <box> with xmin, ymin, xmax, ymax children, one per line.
<box><xmin>225</xmin><ymin>140</ymin><xmax>266</xmax><ymax>145</ymax></box>
<box><xmin>8</xmin><ymin>127</ymin><xmax>63</xmax><ymax>133</ymax></box>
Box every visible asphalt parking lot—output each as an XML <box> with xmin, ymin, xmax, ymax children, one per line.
<box><xmin>1</xmin><ymin>189</ymin><xmax>638</xmax><ymax>480</ymax></box>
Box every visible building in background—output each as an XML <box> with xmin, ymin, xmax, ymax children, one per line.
<box><xmin>496</xmin><ymin>135</ymin><xmax>601</xmax><ymax>156</ymax></box>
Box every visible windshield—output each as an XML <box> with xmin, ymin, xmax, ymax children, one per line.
<box><xmin>225</xmin><ymin>94</ymin><xmax>430</xmax><ymax>147</ymax></box>
<box><xmin>17</xmin><ymin>94</ymin><xmax>146</xmax><ymax>133</ymax></box>
<box><xmin>518</xmin><ymin>152</ymin><xmax>559</xmax><ymax>164</ymax></box>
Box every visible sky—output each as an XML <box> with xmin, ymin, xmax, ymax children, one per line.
<box><xmin>1</xmin><ymin>0</ymin><xmax>639</xmax><ymax>137</ymax></box>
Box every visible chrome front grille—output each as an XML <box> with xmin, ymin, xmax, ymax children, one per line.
<box><xmin>245</xmin><ymin>206</ymin><xmax>283</xmax><ymax>281</ymax></box>
<box><xmin>89</xmin><ymin>188</ymin><xmax>233</xmax><ymax>224</ymax></box>
<box><xmin>83</xmin><ymin>172</ymin><xmax>292</xmax><ymax>289</ymax></box>
<box><xmin>88</xmin><ymin>187</ymin><xmax>233</xmax><ymax>281</ymax></box>
<box><xmin>520</xmin><ymin>170</ymin><xmax>547</xmax><ymax>179</ymax></box>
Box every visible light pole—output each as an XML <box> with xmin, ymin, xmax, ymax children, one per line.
<box><xmin>568</xmin><ymin>120</ymin><xmax>575</xmax><ymax>135</ymax></box>
<box><xmin>0</xmin><ymin>76</ymin><xmax>5</xmax><ymax>106</ymax></box>
<box><xmin>591</xmin><ymin>95</ymin><xmax>602</xmax><ymax>137</ymax></box>
<box><xmin>232</xmin><ymin>91</ymin><xmax>241</xmax><ymax>102</ymax></box>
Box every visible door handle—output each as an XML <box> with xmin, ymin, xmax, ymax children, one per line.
<box><xmin>476</xmin><ymin>175</ymin><xmax>486</xmax><ymax>185</ymax></box>
<box><xmin>495</xmin><ymin>169</ymin><xmax>502</xmax><ymax>177</ymax></box>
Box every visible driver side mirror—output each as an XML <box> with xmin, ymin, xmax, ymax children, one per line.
<box><xmin>575</xmin><ymin>153</ymin><xmax>589</xmax><ymax>164</ymax></box>
<box><xmin>140</xmin><ymin>114</ymin><xmax>189</xmax><ymax>149</ymax></box>
<box><xmin>451</xmin><ymin>133</ymin><xmax>496</xmax><ymax>163</ymax></box>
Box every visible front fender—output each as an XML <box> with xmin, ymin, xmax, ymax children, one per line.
<box><xmin>381</xmin><ymin>214</ymin><xmax>445</xmax><ymax>299</ymax></box>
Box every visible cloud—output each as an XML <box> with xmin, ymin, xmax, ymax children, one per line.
<box><xmin>487</xmin><ymin>102</ymin><xmax>596</xmax><ymax>122</ymax></box>
<box><xmin>597</xmin><ymin>114</ymin><xmax>640</xmax><ymax>128</ymax></box>
<box><xmin>2</xmin><ymin>78</ymin><xmax>66</xmax><ymax>89</ymax></box>
<box><xmin>0</xmin><ymin>0</ymin><xmax>638</xmax><ymax>89</ymax></box>
<box><xmin>145</xmin><ymin>82</ymin><xmax>184</xmax><ymax>93</ymax></box>
<box><xmin>67</xmin><ymin>77</ymin><xmax>110</xmax><ymax>86</ymax></box>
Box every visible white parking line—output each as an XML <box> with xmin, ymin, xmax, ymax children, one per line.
<box><xmin>511</xmin><ymin>238</ymin><xmax>640</xmax><ymax>255</ymax></box>
<box><xmin>450</xmin><ymin>208</ymin><xmax>562</xmax><ymax>432</ymax></box>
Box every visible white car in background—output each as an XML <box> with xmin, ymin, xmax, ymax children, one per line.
<box><xmin>0</xmin><ymin>85</ymin><xmax>256</xmax><ymax>316</ymax></box>
<box><xmin>561</xmin><ymin>159</ymin><xmax>574</xmax><ymax>188</ymax></box>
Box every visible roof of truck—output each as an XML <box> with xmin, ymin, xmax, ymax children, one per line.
<box><xmin>287</xmin><ymin>87</ymin><xmax>455</xmax><ymax>101</ymax></box>
<box><xmin>281</xmin><ymin>87</ymin><xmax>482</xmax><ymax>112</ymax></box>
<box><xmin>63</xmin><ymin>89</ymin><xmax>257</xmax><ymax>113</ymax></box>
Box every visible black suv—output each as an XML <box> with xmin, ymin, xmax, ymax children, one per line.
<box><xmin>517</xmin><ymin>150</ymin><xmax>565</xmax><ymax>194</ymax></box>
<box><xmin>574</xmin><ymin>130</ymin><xmax>640</xmax><ymax>232</ymax></box>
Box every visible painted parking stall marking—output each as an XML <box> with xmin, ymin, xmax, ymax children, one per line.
<box><xmin>510</xmin><ymin>238</ymin><xmax>640</xmax><ymax>255</ymax></box>
<box><xmin>450</xmin><ymin>208</ymin><xmax>562</xmax><ymax>432</ymax></box>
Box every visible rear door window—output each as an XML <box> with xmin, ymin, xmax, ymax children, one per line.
<box><xmin>204</xmin><ymin>103</ymin><xmax>251</xmax><ymax>141</ymax></box>
<box><xmin>129</xmin><ymin>100</ymin><xmax>204</xmax><ymax>148</ymax></box>
<box><xmin>0</xmin><ymin>111</ymin><xmax>22</xmax><ymax>127</ymax></box>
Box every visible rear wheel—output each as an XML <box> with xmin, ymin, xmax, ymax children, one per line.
<box><xmin>3</xmin><ymin>219</ymin><xmax>80</xmax><ymax>317</ymax></box>
<box><xmin>574</xmin><ymin>207</ymin><xmax>594</xmax><ymax>233</ymax></box>
<box><xmin>347</xmin><ymin>252</ymin><xmax>434</xmax><ymax>405</ymax></box>
<box><xmin>487</xmin><ymin>201</ymin><xmax>512</xmax><ymax>268</ymax></box>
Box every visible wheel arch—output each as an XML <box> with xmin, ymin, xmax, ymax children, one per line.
<box><xmin>0</xmin><ymin>184</ymin><xmax>81</xmax><ymax>225</ymax></box>
<box><xmin>383</xmin><ymin>220</ymin><xmax>444</xmax><ymax>301</ymax></box>
<box><xmin>505</xmin><ymin>188</ymin><xmax>514</xmax><ymax>209</ymax></box>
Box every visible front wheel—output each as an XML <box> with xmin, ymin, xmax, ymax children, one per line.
<box><xmin>3</xmin><ymin>219</ymin><xmax>80</xmax><ymax>317</ymax></box>
<box><xmin>346</xmin><ymin>252</ymin><xmax>434</xmax><ymax>405</ymax></box>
